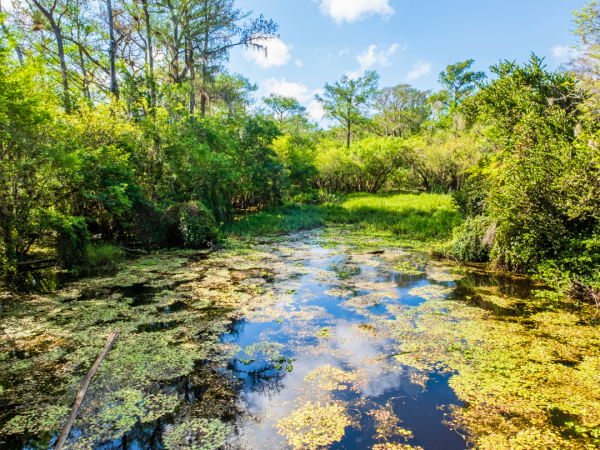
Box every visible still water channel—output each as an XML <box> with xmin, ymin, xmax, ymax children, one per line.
<box><xmin>1</xmin><ymin>228</ymin><xmax>598</xmax><ymax>450</ymax></box>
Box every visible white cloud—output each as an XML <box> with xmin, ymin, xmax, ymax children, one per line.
<box><xmin>262</xmin><ymin>78</ymin><xmax>310</xmax><ymax>101</ymax></box>
<box><xmin>318</xmin><ymin>0</ymin><xmax>394</xmax><ymax>23</ymax></box>
<box><xmin>339</xmin><ymin>48</ymin><xmax>350</xmax><ymax>56</ymax></box>
<box><xmin>307</xmin><ymin>100</ymin><xmax>325</xmax><ymax>121</ymax></box>
<box><xmin>357</xmin><ymin>44</ymin><xmax>401</xmax><ymax>69</ymax></box>
<box><xmin>406</xmin><ymin>60</ymin><xmax>431</xmax><ymax>81</ymax></box>
<box><xmin>244</xmin><ymin>38</ymin><xmax>292</xmax><ymax>68</ymax></box>
<box><xmin>550</xmin><ymin>45</ymin><xmax>580</xmax><ymax>62</ymax></box>
<box><xmin>345</xmin><ymin>69</ymin><xmax>363</xmax><ymax>80</ymax></box>
<box><xmin>345</xmin><ymin>44</ymin><xmax>403</xmax><ymax>79</ymax></box>
<box><xmin>295</xmin><ymin>59</ymin><xmax>304</xmax><ymax>67</ymax></box>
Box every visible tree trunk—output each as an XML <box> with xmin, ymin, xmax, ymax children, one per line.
<box><xmin>142</xmin><ymin>0</ymin><xmax>156</xmax><ymax>111</ymax></box>
<box><xmin>200</xmin><ymin>0</ymin><xmax>209</xmax><ymax>116</ymax></box>
<box><xmin>188</xmin><ymin>38</ymin><xmax>196</xmax><ymax>116</ymax></box>
<box><xmin>78</xmin><ymin>46</ymin><xmax>91</xmax><ymax>101</ymax></box>
<box><xmin>346</xmin><ymin>121</ymin><xmax>351</xmax><ymax>149</ymax></box>
<box><xmin>54</xmin><ymin>23</ymin><xmax>71</xmax><ymax>111</ymax></box>
<box><xmin>106</xmin><ymin>0</ymin><xmax>118</xmax><ymax>99</ymax></box>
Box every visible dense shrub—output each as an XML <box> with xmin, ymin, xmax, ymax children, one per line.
<box><xmin>55</xmin><ymin>216</ymin><xmax>90</xmax><ymax>269</ymax></box>
<box><xmin>444</xmin><ymin>215</ymin><xmax>495</xmax><ymax>262</ymax></box>
<box><xmin>176</xmin><ymin>201</ymin><xmax>219</xmax><ymax>248</ymax></box>
<box><xmin>447</xmin><ymin>55</ymin><xmax>600</xmax><ymax>300</ymax></box>
<box><xmin>314</xmin><ymin>137</ymin><xmax>405</xmax><ymax>193</ymax></box>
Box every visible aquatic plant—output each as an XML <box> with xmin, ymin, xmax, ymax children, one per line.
<box><xmin>276</xmin><ymin>401</ymin><xmax>351</xmax><ymax>449</ymax></box>
<box><xmin>163</xmin><ymin>418</ymin><xmax>229</xmax><ymax>450</ymax></box>
<box><xmin>304</xmin><ymin>365</ymin><xmax>367</xmax><ymax>392</ymax></box>
<box><xmin>394</xmin><ymin>262</ymin><xmax>422</xmax><ymax>275</ymax></box>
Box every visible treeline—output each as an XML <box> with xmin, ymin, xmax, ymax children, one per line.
<box><xmin>0</xmin><ymin>0</ymin><xmax>487</xmax><ymax>272</ymax></box>
<box><xmin>0</xmin><ymin>0</ymin><xmax>287</xmax><ymax>270</ymax></box>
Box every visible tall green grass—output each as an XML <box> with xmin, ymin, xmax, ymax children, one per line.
<box><xmin>224</xmin><ymin>192</ymin><xmax>461</xmax><ymax>242</ymax></box>
<box><xmin>224</xmin><ymin>204</ymin><xmax>324</xmax><ymax>237</ymax></box>
<box><xmin>85</xmin><ymin>243</ymin><xmax>126</xmax><ymax>267</ymax></box>
<box><xmin>322</xmin><ymin>192</ymin><xmax>461</xmax><ymax>241</ymax></box>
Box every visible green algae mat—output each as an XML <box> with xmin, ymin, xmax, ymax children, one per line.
<box><xmin>1</xmin><ymin>227</ymin><xmax>599</xmax><ymax>450</ymax></box>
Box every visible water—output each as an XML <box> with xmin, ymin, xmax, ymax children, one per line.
<box><xmin>1</xmin><ymin>229</ymin><xmax>597</xmax><ymax>450</ymax></box>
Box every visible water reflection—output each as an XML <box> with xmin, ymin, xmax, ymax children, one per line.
<box><xmin>2</xmin><ymin>231</ymin><xmax>565</xmax><ymax>450</ymax></box>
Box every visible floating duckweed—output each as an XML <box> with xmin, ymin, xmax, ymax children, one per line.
<box><xmin>243</xmin><ymin>341</ymin><xmax>284</xmax><ymax>361</ymax></box>
<box><xmin>276</xmin><ymin>401</ymin><xmax>351</xmax><ymax>449</ymax></box>
<box><xmin>316</xmin><ymin>327</ymin><xmax>334</xmax><ymax>338</ymax></box>
<box><xmin>394</xmin><ymin>262</ymin><xmax>422</xmax><ymax>275</ymax></box>
<box><xmin>163</xmin><ymin>418</ymin><xmax>229</xmax><ymax>450</ymax></box>
<box><xmin>408</xmin><ymin>285</ymin><xmax>453</xmax><ymax>301</ymax></box>
<box><xmin>367</xmin><ymin>404</ymin><xmax>412</xmax><ymax>440</ymax></box>
<box><xmin>372</xmin><ymin>444</ymin><xmax>424</xmax><ymax>450</ymax></box>
<box><xmin>304</xmin><ymin>365</ymin><xmax>367</xmax><ymax>392</ymax></box>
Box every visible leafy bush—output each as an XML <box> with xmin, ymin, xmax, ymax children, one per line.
<box><xmin>55</xmin><ymin>216</ymin><xmax>90</xmax><ymax>269</ymax></box>
<box><xmin>176</xmin><ymin>201</ymin><xmax>219</xmax><ymax>248</ymax></box>
<box><xmin>314</xmin><ymin>138</ymin><xmax>406</xmax><ymax>193</ymax></box>
<box><xmin>443</xmin><ymin>215</ymin><xmax>495</xmax><ymax>262</ymax></box>
<box><xmin>451</xmin><ymin>165</ymin><xmax>489</xmax><ymax>218</ymax></box>
<box><xmin>291</xmin><ymin>190</ymin><xmax>344</xmax><ymax>205</ymax></box>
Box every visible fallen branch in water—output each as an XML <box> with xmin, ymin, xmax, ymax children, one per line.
<box><xmin>15</xmin><ymin>259</ymin><xmax>57</xmax><ymax>266</ymax></box>
<box><xmin>120</xmin><ymin>246</ymin><xmax>149</xmax><ymax>255</ymax></box>
<box><xmin>54</xmin><ymin>331</ymin><xmax>119</xmax><ymax>450</ymax></box>
<box><xmin>376</xmin><ymin>351</ymin><xmax>413</xmax><ymax>361</ymax></box>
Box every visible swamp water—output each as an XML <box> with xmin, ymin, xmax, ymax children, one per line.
<box><xmin>1</xmin><ymin>227</ymin><xmax>599</xmax><ymax>450</ymax></box>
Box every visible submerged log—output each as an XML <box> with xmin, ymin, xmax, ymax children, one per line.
<box><xmin>15</xmin><ymin>259</ymin><xmax>57</xmax><ymax>266</ymax></box>
<box><xmin>120</xmin><ymin>246</ymin><xmax>149</xmax><ymax>255</ymax></box>
<box><xmin>54</xmin><ymin>331</ymin><xmax>119</xmax><ymax>450</ymax></box>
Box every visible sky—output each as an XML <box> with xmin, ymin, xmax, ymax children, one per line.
<box><xmin>226</xmin><ymin>0</ymin><xmax>585</xmax><ymax>121</ymax></box>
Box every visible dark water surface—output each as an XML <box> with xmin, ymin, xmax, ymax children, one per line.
<box><xmin>0</xmin><ymin>230</ymin><xmax>570</xmax><ymax>450</ymax></box>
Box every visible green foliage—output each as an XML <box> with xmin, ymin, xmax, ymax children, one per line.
<box><xmin>438</xmin><ymin>59</ymin><xmax>486</xmax><ymax>105</ymax></box>
<box><xmin>314</xmin><ymin>137</ymin><xmax>407</xmax><ymax>193</ymax></box>
<box><xmin>316</xmin><ymin>71</ymin><xmax>379</xmax><ymax>148</ymax></box>
<box><xmin>443</xmin><ymin>215</ymin><xmax>495</xmax><ymax>262</ymax></box>
<box><xmin>176</xmin><ymin>201</ymin><xmax>218</xmax><ymax>249</ymax></box>
<box><xmin>451</xmin><ymin>160</ymin><xmax>491</xmax><ymax>218</ymax></box>
<box><xmin>372</xmin><ymin>84</ymin><xmax>430</xmax><ymax>137</ymax></box>
<box><xmin>55</xmin><ymin>216</ymin><xmax>90</xmax><ymax>269</ymax></box>
<box><xmin>449</xmin><ymin>54</ymin><xmax>600</xmax><ymax>301</ymax></box>
<box><xmin>272</xmin><ymin>134</ymin><xmax>318</xmax><ymax>189</ymax></box>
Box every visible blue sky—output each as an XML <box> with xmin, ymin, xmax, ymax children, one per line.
<box><xmin>227</xmin><ymin>0</ymin><xmax>584</xmax><ymax>121</ymax></box>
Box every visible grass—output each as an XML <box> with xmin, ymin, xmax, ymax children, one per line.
<box><xmin>85</xmin><ymin>243</ymin><xmax>126</xmax><ymax>268</ymax></box>
<box><xmin>322</xmin><ymin>192</ymin><xmax>461</xmax><ymax>241</ymax></box>
<box><xmin>224</xmin><ymin>192</ymin><xmax>461</xmax><ymax>243</ymax></box>
<box><xmin>223</xmin><ymin>204</ymin><xmax>324</xmax><ymax>237</ymax></box>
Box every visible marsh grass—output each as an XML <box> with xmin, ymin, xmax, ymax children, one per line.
<box><xmin>85</xmin><ymin>243</ymin><xmax>126</xmax><ymax>268</ymax></box>
<box><xmin>225</xmin><ymin>192</ymin><xmax>460</xmax><ymax>243</ymax></box>
<box><xmin>321</xmin><ymin>192</ymin><xmax>460</xmax><ymax>240</ymax></box>
<box><xmin>224</xmin><ymin>204</ymin><xmax>324</xmax><ymax>237</ymax></box>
